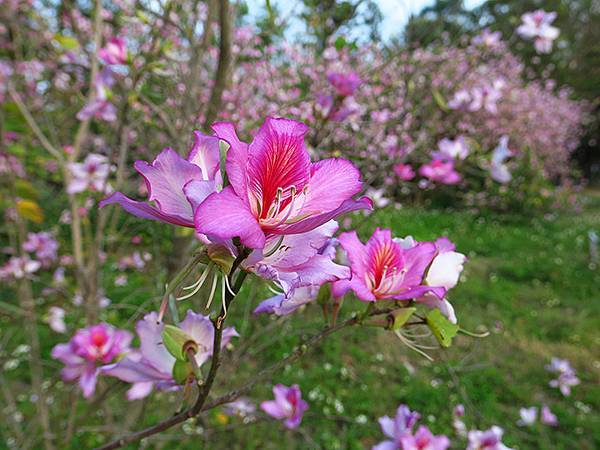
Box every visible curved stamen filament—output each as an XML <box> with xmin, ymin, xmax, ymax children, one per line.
<box><xmin>205</xmin><ymin>273</ymin><xmax>219</xmax><ymax>310</ymax></box>
<box><xmin>177</xmin><ymin>266</ymin><xmax>212</xmax><ymax>301</ymax></box>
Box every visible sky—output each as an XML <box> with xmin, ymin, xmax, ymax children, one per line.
<box><xmin>245</xmin><ymin>0</ymin><xmax>487</xmax><ymax>42</ymax></box>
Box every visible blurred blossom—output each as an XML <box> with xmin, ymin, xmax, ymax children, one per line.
<box><xmin>99</xmin><ymin>37</ymin><xmax>128</xmax><ymax>65</ymax></box>
<box><xmin>222</xmin><ymin>398</ymin><xmax>256</xmax><ymax>418</ymax></box>
<box><xmin>545</xmin><ymin>357</ymin><xmax>580</xmax><ymax>396</ymax></box>
<box><xmin>373</xmin><ymin>404</ymin><xmax>420</xmax><ymax>450</ymax></box>
<box><xmin>467</xmin><ymin>426</ymin><xmax>513</xmax><ymax>450</ymax></box>
<box><xmin>517</xmin><ymin>407</ymin><xmax>537</xmax><ymax>426</ymax></box>
<box><xmin>67</xmin><ymin>153</ymin><xmax>111</xmax><ymax>194</ymax></box>
<box><xmin>517</xmin><ymin>10</ymin><xmax>560</xmax><ymax>54</ymax></box>
<box><xmin>434</xmin><ymin>137</ymin><xmax>469</xmax><ymax>161</ymax></box>
<box><xmin>394</xmin><ymin>163</ymin><xmax>415</xmax><ymax>181</ymax></box>
<box><xmin>541</xmin><ymin>405</ymin><xmax>558</xmax><ymax>426</ymax></box>
<box><xmin>23</xmin><ymin>232</ymin><xmax>59</xmax><ymax>265</ymax></box>
<box><xmin>419</xmin><ymin>160</ymin><xmax>461</xmax><ymax>185</ymax></box>
<box><xmin>47</xmin><ymin>306</ymin><xmax>67</xmax><ymax>333</ymax></box>
<box><xmin>0</xmin><ymin>152</ymin><xmax>25</xmax><ymax>177</ymax></box>
<box><xmin>326</xmin><ymin>71</ymin><xmax>361</xmax><ymax>97</ymax></box>
<box><xmin>0</xmin><ymin>256</ymin><xmax>41</xmax><ymax>281</ymax></box>
<box><xmin>472</xmin><ymin>29</ymin><xmax>502</xmax><ymax>48</ymax></box>
<box><xmin>51</xmin><ymin>323</ymin><xmax>132</xmax><ymax>398</ymax></box>
<box><xmin>490</xmin><ymin>136</ymin><xmax>513</xmax><ymax>184</ymax></box>
<box><xmin>260</xmin><ymin>384</ymin><xmax>308</xmax><ymax>429</ymax></box>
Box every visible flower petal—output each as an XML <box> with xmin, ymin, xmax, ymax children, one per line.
<box><xmin>195</xmin><ymin>186</ymin><xmax>265</xmax><ymax>249</ymax></box>
<box><xmin>134</xmin><ymin>148</ymin><xmax>202</xmax><ymax>221</ymax></box>
<box><xmin>303</xmin><ymin>158</ymin><xmax>362</xmax><ymax>213</ymax></box>
<box><xmin>212</xmin><ymin>122</ymin><xmax>249</xmax><ymax>201</ymax></box>
<box><xmin>99</xmin><ymin>192</ymin><xmax>194</xmax><ymax>227</ymax></box>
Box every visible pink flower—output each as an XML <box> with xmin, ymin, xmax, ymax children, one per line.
<box><xmin>419</xmin><ymin>160</ymin><xmax>461</xmax><ymax>185</ymax></box>
<box><xmin>399</xmin><ymin>426</ymin><xmax>450</xmax><ymax>450</ymax></box>
<box><xmin>100</xmin><ymin>131</ymin><xmax>220</xmax><ymax>230</ymax></box>
<box><xmin>418</xmin><ymin>237</ymin><xmax>466</xmax><ymax>324</ymax></box>
<box><xmin>545</xmin><ymin>357</ymin><xmax>580</xmax><ymax>396</ymax></box>
<box><xmin>373</xmin><ymin>404</ymin><xmax>420</xmax><ymax>450</ymax></box>
<box><xmin>98</xmin><ymin>37</ymin><xmax>128</xmax><ymax>65</ymax></box>
<box><xmin>435</xmin><ymin>137</ymin><xmax>469</xmax><ymax>161</ymax></box>
<box><xmin>195</xmin><ymin>117</ymin><xmax>372</xmax><ymax>249</ymax></box>
<box><xmin>469</xmin><ymin>81</ymin><xmax>503</xmax><ymax>114</ymax></box>
<box><xmin>67</xmin><ymin>153</ymin><xmax>111</xmax><ymax>194</ymax></box>
<box><xmin>326</xmin><ymin>71</ymin><xmax>362</xmax><ymax>97</ymax></box>
<box><xmin>517</xmin><ymin>407</ymin><xmax>537</xmax><ymax>426</ymax></box>
<box><xmin>47</xmin><ymin>306</ymin><xmax>67</xmax><ymax>333</ymax></box>
<box><xmin>472</xmin><ymin>29</ymin><xmax>502</xmax><ymax>48</ymax></box>
<box><xmin>76</xmin><ymin>68</ymin><xmax>117</xmax><ymax>122</ymax></box>
<box><xmin>490</xmin><ymin>136</ymin><xmax>513</xmax><ymax>184</ymax></box>
<box><xmin>541</xmin><ymin>405</ymin><xmax>558</xmax><ymax>426</ymax></box>
<box><xmin>102</xmin><ymin>311</ymin><xmax>237</xmax><ymax>400</ymax></box>
<box><xmin>0</xmin><ymin>256</ymin><xmax>41</xmax><ymax>281</ymax></box>
<box><xmin>260</xmin><ymin>384</ymin><xmax>308</xmax><ymax>429</ymax></box>
<box><xmin>332</xmin><ymin>228</ymin><xmax>445</xmax><ymax>302</ymax></box>
<box><xmin>394</xmin><ymin>163</ymin><xmax>416</xmax><ymax>181</ymax></box>
<box><xmin>517</xmin><ymin>10</ymin><xmax>560</xmax><ymax>54</ymax></box>
<box><xmin>448</xmin><ymin>89</ymin><xmax>471</xmax><ymax>110</ymax></box>
<box><xmin>51</xmin><ymin>323</ymin><xmax>132</xmax><ymax>398</ymax></box>
<box><xmin>248</xmin><ymin>220</ymin><xmax>349</xmax><ymax>308</ymax></box>
<box><xmin>23</xmin><ymin>231</ymin><xmax>59</xmax><ymax>265</ymax></box>
<box><xmin>467</xmin><ymin>426</ymin><xmax>513</xmax><ymax>450</ymax></box>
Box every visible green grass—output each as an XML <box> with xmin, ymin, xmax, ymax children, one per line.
<box><xmin>2</xmin><ymin>197</ymin><xmax>599</xmax><ymax>449</ymax></box>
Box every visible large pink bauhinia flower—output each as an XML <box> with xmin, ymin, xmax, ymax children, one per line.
<box><xmin>99</xmin><ymin>131</ymin><xmax>220</xmax><ymax>228</ymax></box>
<box><xmin>102</xmin><ymin>311</ymin><xmax>238</xmax><ymax>400</ymax></box>
<box><xmin>195</xmin><ymin>117</ymin><xmax>372</xmax><ymax>249</ymax></box>
<box><xmin>51</xmin><ymin>323</ymin><xmax>132</xmax><ymax>398</ymax></box>
<box><xmin>332</xmin><ymin>228</ymin><xmax>445</xmax><ymax>302</ymax></box>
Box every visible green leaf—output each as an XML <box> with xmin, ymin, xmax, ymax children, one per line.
<box><xmin>388</xmin><ymin>307</ymin><xmax>416</xmax><ymax>330</ymax></box>
<box><xmin>54</xmin><ymin>34</ymin><xmax>80</xmax><ymax>51</ymax></box>
<box><xmin>334</xmin><ymin>36</ymin><xmax>347</xmax><ymax>51</ymax></box>
<box><xmin>426</xmin><ymin>309</ymin><xmax>459</xmax><ymax>347</ymax></box>
<box><xmin>162</xmin><ymin>325</ymin><xmax>192</xmax><ymax>361</ymax></box>
<box><xmin>219</xmin><ymin>140</ymin><xmax>230</xmax><ymax>188</ymax></box>
<box><xmin>432</xmin><ymin>88</ymin><xmax>449</xmax><ymax>112</ymax></box>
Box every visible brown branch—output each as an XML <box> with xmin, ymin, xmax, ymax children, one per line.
<box><xmin>202</xmin><ymin>0</ymin><xmax>232</xmax><ymax>129</ymax></box>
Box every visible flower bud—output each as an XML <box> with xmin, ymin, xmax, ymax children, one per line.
<box><xmin>162</xmin><ymin>325</ymin><xmax>194</xmax><ymax>361</ymax></box>
<box><xmin>388</xmin><ymin>307</ymin><xmax>416</xmax><ymax>331</ymax></box>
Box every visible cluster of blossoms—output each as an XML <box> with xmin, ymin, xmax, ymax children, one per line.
<box><xmin>0</xmin><ymin>231</ymin><xmax>59</xmax><ymax>281</ymax></box>
<box><xmin>373</xmin><ymin>404</ymin><xmax>515</xmax><ymax>450</ymax></box>
<box><xmin>50</xmin><ymin>117</ymin><xmax>470</xmax><ymax>449</ymax></box>
<box><xmin>545</xmin><ymin>357</ymin><xmax>580</xmax><ymax>396</ymax></box>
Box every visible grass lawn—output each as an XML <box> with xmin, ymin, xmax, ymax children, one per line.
<box><xmin>4</xmin><ymin>196</ymin><xmax>599</xmax><ymax>449</ymax></box>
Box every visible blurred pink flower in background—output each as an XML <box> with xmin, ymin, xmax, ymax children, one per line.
<box><xmin>394</xmin><ymin>163</ymin><xmax>416</xmax><ymax>181</ymax></box>
<box><xmin>51</xmin><ymin>323</ymin><xmax>132</xmax><ymax>397</ymax></box>
<box><xmin>67</xmin><ymin>153</ymin><xmax>111</xmax><ymax>194</ymax></box>
<box><xmin>260</xmin><ymin>384</ymin><xmax>308</xmax><ymax>429</ymax></box>
<box><xmin>419</xmin><ymin>160</ymin><xmax>461</xmax><ymax>185</ymax></box>
<box><xmin>98</xmin><ymin>37</ymin><xmax>128</xmax><ymax>65</ymax></box>
<box><xmin>517</xmin><ymin>10</ymin><xmax>560</xmax><ymax>54</ymax></box>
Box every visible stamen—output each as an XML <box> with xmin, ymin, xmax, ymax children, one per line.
<box><xmin>221</xmin><ymin>275</ymin><xmax>228</xmax><ymax>320</ymax></box>
<box><xmin>223</xmin><ymin>273</ymin><xmax>236</xmax><ymax>297</ymax></box>
<box><xmin>263</xmin><ymin>235</ymin><xmax>285</xmax><ymax>258</ymax></box>
<box><xmin>205</xmin><ymin>273</ymin><xmax>219</xmax><ymax>310</ymax></box>
<box><xmin>177</xmin><ymin>266</ymin><xmax>212</xmax><ymax>301</ymax></box>
<box><xmin>267</xmin><ymin>283</ymin><xmax>284</xmax><ymax>295</ymax></box>
<box><xmin>271</xmin><ymin>186</ymin><xmax>298</xmax><ymax>226</ymax></box>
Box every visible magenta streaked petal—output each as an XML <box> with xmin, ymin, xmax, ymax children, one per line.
<box><xmin>79</xmin><ymin>366</ymin><xmax>99</xmax><ymax>398</ymax></box>
<box><xmin>247</xmin><ymin>117</ymin><xmax>311</xmax><ymax>213</ymax></box>
<box><xmin>303</xmin><ymin>158</ymin><xmax>362</xmax><ymax>213</ymax></box>
<box><xmin>99</xmin><ymin>192</ymin><xmax>194</xmax><ymax>227</ymax></box>
<box><xmin>195</xmin><ymin>186</ymin><xmax>265</xmax><ymax>249</ymax></box>
<box><xmin>134</xmin><ymin>148</ymin><xmax>202</xmax><ymax>221</ymax></box>
<box><xmin>402</xmin><ymin>242</ymin><xmax>438</xmax><ymax>287</ymax></box>
<box><xmin>136</xmin><ymin>312</ymin><xmax>175</xmax><ymax>374</ymax></box>
<box><xmin>101</xmin><ymin>353</ymin><xmax>171</xmax><ymax>383</ymax></box>
<box><xmin>280</xmin><ymin>196</ymin><xmax>373</xmax><ymax>235</ymax></box>
<box><xmin>338</xmin><ymin>230</ymin><xmax>369</xmax><ymax>277</ymax></box>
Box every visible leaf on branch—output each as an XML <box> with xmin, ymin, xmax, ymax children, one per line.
<box><xmin>426</xmin><ymin>309</ymin><xmax>459</xmax><ymax>347</ymax></box>
<box><xmin>432</xmin><ymin>88</ymin><xmax>449</xmax><ymax>112</ymax></box>
<box><xmin>54</xmin><ymin>34</ymin><xmax>80</xmax><ymax>51</ymax></box>
<box><xmin>388</xmin><ymin>307</ymin><xmax>416</xmax><ymax>331</ymax></box>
